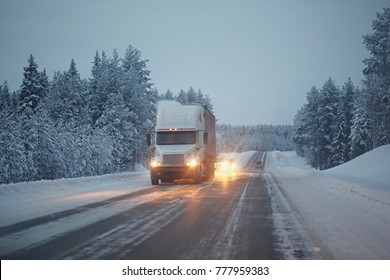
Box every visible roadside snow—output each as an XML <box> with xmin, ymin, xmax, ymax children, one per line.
<box><xmin>0</xmin><ymin>171</ymin><xmax>152</xmax><ymax>227</ymax></box>
<box><xmin>266</xmin><ymin>145</ymin><xmax>390</xmax><ymax>259</ymax></box>
<box><xmin>326</xmin><ymin>145</ymin><xmax>390</xmax><ymax>187</ymax></box>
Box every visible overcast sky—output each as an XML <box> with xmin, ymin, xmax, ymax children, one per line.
<box><xmin>0</xmin><ymin>0</ymin><xmax>388</xmax><ymax>125</ymax></box>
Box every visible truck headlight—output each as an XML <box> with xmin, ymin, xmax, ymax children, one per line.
<box><xmin>150</xmin><ymin>161</ymin><xmax>160</xmax><ymax>167</ymax></box>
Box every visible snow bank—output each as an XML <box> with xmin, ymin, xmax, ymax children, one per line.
<box><xmin>266</xmin><ymin>147</ymin><xmax>390</xmax><ymax>259</ymax></box>
<box><xmin>326</xmin><ymin>144</ymin><xmax>390</xmax><ymax>187</ymax></box>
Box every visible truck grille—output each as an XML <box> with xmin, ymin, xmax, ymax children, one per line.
<box><xmin>163</xmin><ymin>154</ymin><xmax>184</xmax><ymax>166</ymax></box>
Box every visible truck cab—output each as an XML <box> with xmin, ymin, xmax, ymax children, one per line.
<box><xmin>149</xmin><ymin>102</ymin><xmax>216</xmax><ymax>185</ymax></box>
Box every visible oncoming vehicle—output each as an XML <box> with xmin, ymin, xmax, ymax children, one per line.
<box><xmin>216</xmin><ymin>157</ymin><xmax>236</xmax><ymax>173</ymax></box>
<box><xmin>148</xmin><ymin>102</ymin><xmax>216</xmax><ymax>185</ymax></box>
<box><xmin>254</xmin><ymin>161</ymin><xmax>264</xmax><ymax>169</ymax></box>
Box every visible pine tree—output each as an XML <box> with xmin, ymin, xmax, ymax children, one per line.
<box><xmin>350</xmin><ymin>91</ymin><xmax>372</xmax><ymax>158</ymax></box>
<box><xmin>330</xmin><ymin>108</ymin><xmax>348</xmax><ymax>166</ymax></box>
<box><xmin>341</xmin><ymin>78</ymin><xmax>358</xmax><ymax>160</ymax></box>
<box><xmin>176</xmin><ymin>89</ymin><xmax>188</xmax><ymax>104</ymax></box>
<box><xmin>49</xmin><ymin>60</ymin><xmax>84</xmax><ymax>128</ymax></box>
<box><xmin>122</xmin><ymin>45</ymin><xmax>155</xmax><ymax>168</ymax></box>
<box><xmin>89</xmin><ymin>51</ymin><xmax>107</xmax><ymax>126</ymax></box>
<box><xmin>19</xmin><ymin>55</ymin><xmax>46</xmax><ymax>113</ymax></box>
<box><xmin>161</xmin><ymin>88</ymin><xmax>175</xmax><ymax>100</ymax></box>
<box><xmin>317</xmin><ymin>78</ymin><xmax>340</xmax><ymax>169</ymax></box>
<box><xmin>0</xmin><ymin>81</ymin><xmax>11</xmax><ymax>111</ymax></box>
<box><xmin>293</xmin><ymin>87</ymin><xmax>321</xmax><ymax>167</ymax></box>
<box><xmin>362</xmin><ymin>6</ymin><xmax>390</xmax><ymax>148</ymax></box>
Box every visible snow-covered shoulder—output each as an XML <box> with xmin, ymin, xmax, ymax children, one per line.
<box><xmin>266</xmin><ymin>147</ymin><xmax>390</xmax><ymax>259</ymax></box>
<box><xmin>0</xmin><ymin>171</ymin><xmax>151</xmax><ymax>227</ymax></box>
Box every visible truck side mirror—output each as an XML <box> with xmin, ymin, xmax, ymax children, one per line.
<box><xmin>203</xmin><ymin>132</ymin><xmax>208</xmax><ymax>144</ymax></box>
<box><xmin>147</xmin><ymin>134</ymin><xmax>151</xmax><ymax>146</ymax></box>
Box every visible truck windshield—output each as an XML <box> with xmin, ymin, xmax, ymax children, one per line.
<box><xmin>156</xmin><ymin>131</ymin><xmax>196</xmax><ymax>145</ymax></box>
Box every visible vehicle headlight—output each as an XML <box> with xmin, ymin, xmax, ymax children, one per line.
<box><xmin>150</xmin><ymin>161</ymin><xmax>160</xmax><ymax>167</ymax></box>
<box><xmin>187</xmin><ymin>159</ymin><xmax>198</xmax><ymax>167</ymax></box>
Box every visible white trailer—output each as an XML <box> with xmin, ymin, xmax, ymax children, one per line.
<box><xmin>148</xmin><ymin>102</ymin><xmax>216</xmax><ymax>185</ymax></box>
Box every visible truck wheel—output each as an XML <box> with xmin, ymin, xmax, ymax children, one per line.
<box><xmin>151</xmin><ymin>177</ymin><xmax>159</xmax><ymax>185</ymax></box>
<box><xmin>193</xmin><ymin>166</ymin><xmax>202</xmax><ymax>184</ymax></box>
<box><xmin>205</xmin><ymin>164</ymin><xmax>215</xmax><ymax>180</ymax></box>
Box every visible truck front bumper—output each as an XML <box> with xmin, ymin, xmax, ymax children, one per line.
<box><xmin>150</xmin><ymin>166</ymin><xmax>198</xmax><ymax>180</ymax></box>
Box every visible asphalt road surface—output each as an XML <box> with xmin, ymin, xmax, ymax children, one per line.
<box><xmin>2</xmin><ymin>152</ymin><xmax>282</xmax><ymax>260</ymax></box>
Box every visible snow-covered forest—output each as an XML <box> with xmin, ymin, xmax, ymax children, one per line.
<box><xmin>0</xmin><ymin>46</ymin><xmax>158</xmax><ymax>184</ymax></box>
<box><xmin>293</xmin><ymin>7</ymin><xmax>390</xmax><ymax>170</ymax></box>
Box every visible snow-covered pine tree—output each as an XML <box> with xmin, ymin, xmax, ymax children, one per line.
<box><xmin>89</xmin><ymin>51</ymin><xmax>110</xmax><ymax>126</ymax></box>
<box><xmin>196</xmin><ymin>89</ymin><xmax>214</xmax><ymax>112</ymax></box>
<box><xmin>293</xmin><ymin>86</ymin><xmax>321</xmax><ymax>168</ymax></box>
<box><xmin>317</xmin><ymin>78</ymin><xmax>340</xmax><ymax>169</ymax></box>
<box><xmin>32</xmin><ymin>105</ymin><xmax>62</xmax><ymax>180</ymax></box>
<box><xmin>161</xmin><ymin>88</ymin><xmax>175</xmax><ymax>100</ymax></box>
<box><xmin>176</xmin><ymin>89</ymin><xmax>188</xmax><ymax>104</ymax></box>
<box><xmin>330</xmin><ymin>78</ymin><xmax>358</xmax><ymax>166</ymax></box>
<box><xmin>341</xmin><ymin>78</ymin><xmax>358</xmax><ymax>161</ymax></box>
<box><xmin>0</xmin><ymin>81</ymin><xmax>11</xmax><ymax>111</ymax></box>
<box><xmin>350</xmin><ymin>91</ymin><xmax>372</xmax><ymax>159</ymax></box>
<box><xmin>186</xmin><ymin>87</ymin><xmax>198</xmax><ymax>104</ymax></box>
<box><xmin>330</xmin><ymin>107</ymin><xmax>348</xmax><ymax>167</ymax></box>
<box><xmin>49</xmin><ymin>60</ymin><xmax>85</xmax><ymax>128</ymax></box>
<box><xmin>362</xmin><ymin>6</ymin><xmax>390</xmax><ymax>148</ymax></box>
<box><xmin>0</xmin><ymin>110</ymin><xmax>29</xmax><ymax>183</ymax></box>
<box><xmin>19</xmin><ymin>55</ymin><xmax>47</xmax><ymax>113</ymax></box>
<box><xmin>293</xmin><ymin>105</ymin><xmax>307</xmax><ymax>157</ymax></box>
<box><xmin>122</xmin><ymin>45</ymin><xmax>156</xmax><ymax>168</ymax></box>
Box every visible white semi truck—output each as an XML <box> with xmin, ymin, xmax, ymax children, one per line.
<box><xmin>148</xmin><ymin>102</ymin><xmax>216</xmax><ymax>185</ymax></box>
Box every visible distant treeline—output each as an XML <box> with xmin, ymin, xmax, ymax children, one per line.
<box><xmin>217</xmin><ymin>124</ymin><xmax>294</xmax><ymax>153</ymax></box>
<box><xmin>159</xmin><ymin>90</ymin><xmax>294</xmax><ymax>153</ymax></box>
<box><xmin>293</xmin><ymin>7</ymin><xmax>390</xmax><ymax>169</ymax></box>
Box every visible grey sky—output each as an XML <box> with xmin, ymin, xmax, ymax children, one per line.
<box><xmin>0</xmin><ymin>0</ymin><xmax>388</xmax><ymax>125</ymax></box>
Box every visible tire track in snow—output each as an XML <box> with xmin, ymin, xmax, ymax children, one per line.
<box><xmin>211</xmin><ymin>181</ymin><xmax>249</xmax><ymax>259</ymax></box>
<box><xmin>61</xmin><ymin>199</ymin><xmax>187</xmax><ymax>259</ymax></box>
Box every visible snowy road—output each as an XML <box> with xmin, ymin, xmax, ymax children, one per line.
<box><xmin>1</xmin><ymin>147</ymin><xmax>389</xmax><ymax>259</ymax></box>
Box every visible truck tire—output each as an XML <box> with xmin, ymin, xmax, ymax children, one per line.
<box><xmin>206</xmin><ymin>163</ymin><xmax>215</xmax><ymax>180</ymax></box>
<box><xmin>193</xmin><ymin>166</ymin><xmax>202</xmax><ymax>184</ymax></box>
<box><xmin>151</xmin><ymin>177</ymin><xmax>159</xmax><ymax>185</ymax></box>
